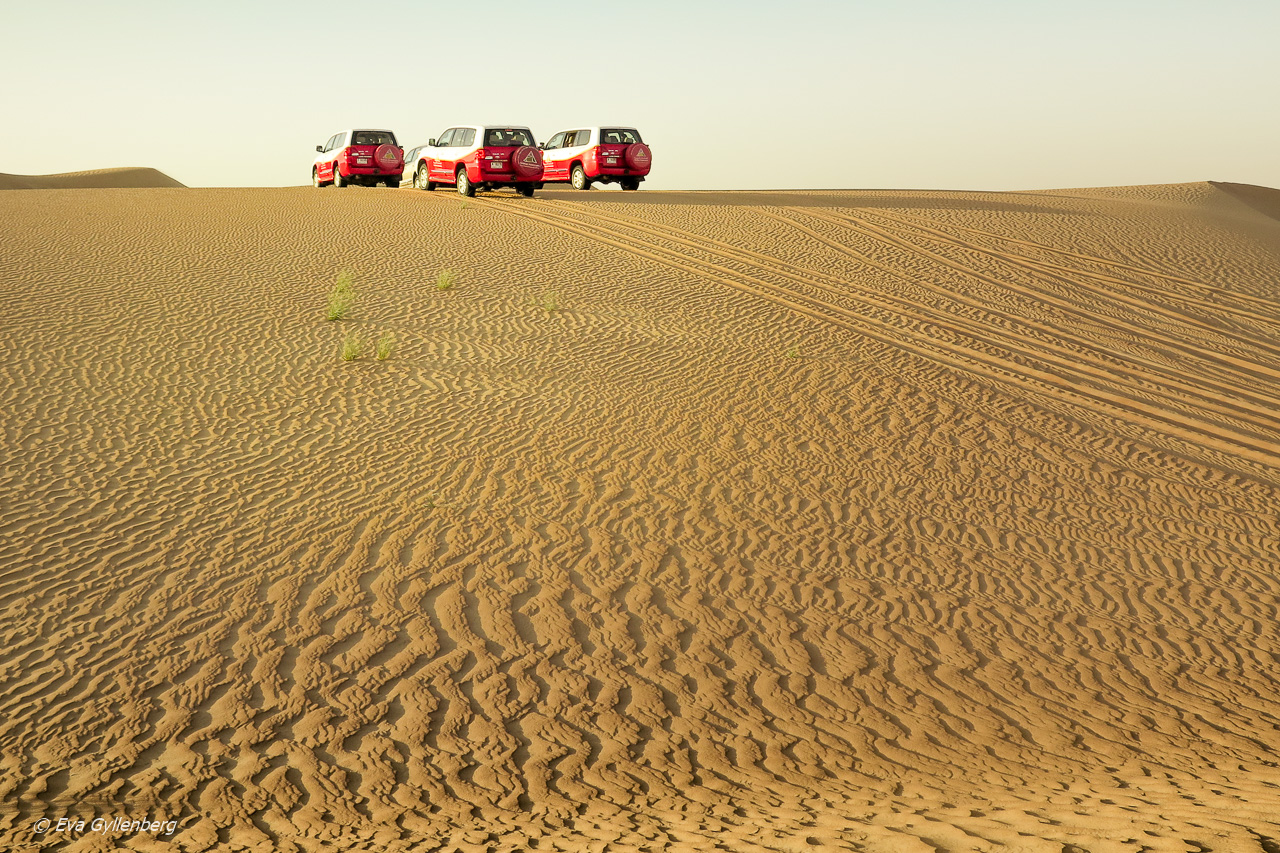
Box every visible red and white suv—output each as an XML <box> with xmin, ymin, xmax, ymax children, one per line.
<box><xmin>408</xmin><ymin>125</ymin><xmax>544</xmax><ymax>197</ymax></box>
<box><xmin>539</xmin><ymin>127</ymin><xmax>651</xmax><ymax>190</ymax></box>
<box><xmin>313</xmin><ymin>130</ymin><xmax>403</xmax><ymax>188</ymax></box>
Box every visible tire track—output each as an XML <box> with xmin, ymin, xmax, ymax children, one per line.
<box><xmin>870</xmin><ymin>205</ymin><xmax>1280</xmax><ymax>319</ymax></box>
<box><xmin>807</xmin><ymin>205</ymin><xmax>1280</xmax><ymax>369</ymax></box>
<box><xmin>460</xmin><ymin>194</ymin><xmax>1280</xmax><ymax>473</ymax></box>
<box><xmin>543</xmin><ymin>198</ymin><xmax>1280</xmax><ymax>428</ymax></box>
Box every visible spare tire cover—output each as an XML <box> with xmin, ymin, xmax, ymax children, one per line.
<box><xmin>511</xmin><ymin>145</ymin><xmax>543</xmax><ymax>178</ymax></box>
<box><xmin>375</xmin><ymin>143</ymin><xmax>402</xmax><ymax>169</ymax></box>
<box><xmin>624</xmin><ymin>143</ymin><xmax>652</xmax><ymax>172</ymax></box>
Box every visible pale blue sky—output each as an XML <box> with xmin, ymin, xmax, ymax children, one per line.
<box><xmin>3</xmin><ymin>0</ymin><xmax>1276</xmax><ymax>190</ymax></box>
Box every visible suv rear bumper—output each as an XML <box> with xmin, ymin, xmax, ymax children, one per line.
<box><xmin>339</xmin><ymin>165</ymin><xmax>402</xmax><ymax>177</ymax></box>
<box><xmin>467</xmin><ymin>163</ymin><xmax>544</xmax><ymax>183</ymax></box>
<box><xmin>549</xmin><ymin>172</ymin><xmax>644</xmax><ymax>186</ymax></box>
<box><xmin>587</xmin><ymin>165</ymin><xmax>649</xmax><ymax>178</ymax></box>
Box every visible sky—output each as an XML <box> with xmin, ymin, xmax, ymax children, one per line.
<box><xmin>3</xmin><ymin>0</ymin><xmax>1277</xmax><ymax>191</ymax></box>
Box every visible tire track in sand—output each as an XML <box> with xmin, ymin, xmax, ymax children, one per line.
<box><xmin>797</xmin><ymin>205</ymin><xmax>1280</xmax><ymax>376</ymax></box>
<box><xmin>461</xmin><ymin>194</ymin><xmax>1280</xmax><ymax>475</ymax></box>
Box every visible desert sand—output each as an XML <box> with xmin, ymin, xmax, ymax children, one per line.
<box><xmin>2</xmin><ymin>175</ymin><xmax>1280</xmax><ymax>852</ymax></box>
<box><xmin>0</xmin><ymin>168</ymin><xmax>186</xmax><ymax>190</ymax></box>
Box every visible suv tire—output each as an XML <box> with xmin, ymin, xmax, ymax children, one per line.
<box><xmin>313</xmin><ymin>167</ymin><xmax>323</xmax><ymax>188</ymax></box>
<box><xmin>415</xmin><ymin>167</ymin><xmax>435</xmax><ymax>191</ymax></box>
<box><xmin>621</xmin><ymin>178</ymin><xmax>640</xmax><ymax>191</ymax></box>
<box><xmin>333</xmin><ymin>165</ymin><xmax>346</xmax><ymax>188</ymax></box>
<box><xmin>570</xmin><ymin>164</ymin><xmax>589</xmax><ymax>191</ymax></box>
<box><xmin>456</xmin><ymin>168</ymin><xmax>475</xmax><ymax>197</ymax></box>
<box><xmin>517</xmin><ymin>183</ymin><xmax>534</xmax><ymax>198</ymax></box>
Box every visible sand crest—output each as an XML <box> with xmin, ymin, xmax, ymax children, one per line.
<box><xmin>0</xmin><ymin>167</ymin><xmax>185</xmax><ymax>190</ymax></box>
<box><xmin>2</xmin><ymin>181</ymin><xmax>1279</xmax><ymax>852</ymax></box>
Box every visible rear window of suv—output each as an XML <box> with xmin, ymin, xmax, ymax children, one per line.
<box><xmin>601</xmin><ymin>128</ymin><xmax>642</xmax><ymax>144</ymax></box>
<box><xmin>484</xmin><ymin>128</ymin><xmax>534</xmax><ymax>147</ymax></box>
<box><xmin>352</xmin><ymin>131</ymin><xmax>397</xmax><ymax>146</ymax></box>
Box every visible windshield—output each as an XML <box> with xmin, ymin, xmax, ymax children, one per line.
<box><xmin>353</xmin><ymin>130</ymin><xmax>397</xmax><ymax>146</ymax></box>
<box><xmin>484</xmin><ymin>128</ymin><xmax>534</xmax><ymax>147</ymax></box>
<box><xmin>601</xmin><ymin>128</ymin><xmax>642</xmax><ymax>145</ymax></box>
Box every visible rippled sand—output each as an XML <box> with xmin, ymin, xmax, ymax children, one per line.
<box><xmin>3</xmin><ymin>178</ymin><xmax>1280</xmax><ymax>852</ymax></box>
<box><xmin>0</xmin><ymin>167</ymin><xmax>186</xmax><ymax>190</ymax></box>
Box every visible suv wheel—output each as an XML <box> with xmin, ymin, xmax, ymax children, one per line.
<box><xmin>456</xmin><ymin>168</ymin><xmax>475</xmax><ymax>197</ymax></box>
<box><xmin>517</xmin><ymin>183</ymin><xmax>534</xmax><ymax>198</ymax></box>
<box><xmin>570</xmin><ymin>165</ymin><xmax>589</xmax><ymax>191</ymax></box>
<box><xmin>313</xmin><ymin>167</ymin><xmax>322</xmax><ymax>188</ymax></box>
<box><xmin>333</xmin><ymin>165</ymin><xmax>346</xmax><ymax>188</ymax></box>
<box><xmin>415</xmin><ymin>167</ymin><xmax>435</xmax><ymax>191</ymax></box>
<box><xmin>621</xmin><ymin>178</ymin><xmax>640</xmax><ymax>191</ymax></box>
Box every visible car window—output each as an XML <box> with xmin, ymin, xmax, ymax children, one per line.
<box><xmin>322</xmin><ymin>135</ymin><xmax>334</xmax><ymax>152</ymax></box>
<box><xmin>545</xmin><ymin>132</ymin><xmax>565</xmax><ymax>150</ymax></box>
<box><xmin>434</xmin><ymin>129</ymin><xmax>454</xmax><ymax>147</ymax></box>
<box><xmin>569</xmin><ymin>130</ymin><xmax>590</xmax><ymax>147</ymax></box>
<box><xmin>484</xmin><ymin>128</ymin><xmax>532</xmax><ymax>147</ymax></box>
<box><xmin>457</xmin><ymin>128</ymin><xmax>476</xmax><ymax>147</ymax></box>
<box><xmin>327</xmin><ymin>133</ymin><xmax>342</xmax><ymax>152</ymax></box>
<box><xmin>602</xmin><ymin>128</ymin><xmax>642</xmax><ymax>144</ymax></box>
<box><xmin>333</xmin><ymin>132</ymin><xmax>348</xmax><ymax>150</ymax></box>
<box><xmin>353</xmin><ymin>130</ymin><xmax>396</xmax><ymax>146</ymax></box>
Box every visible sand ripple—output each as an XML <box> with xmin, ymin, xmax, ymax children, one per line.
<box><xmin>2</xmin><ymin>183</ymin><xmax>1280</xmax><ymax>852</ymax></box>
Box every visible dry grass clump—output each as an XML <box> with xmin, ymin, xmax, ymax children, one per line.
<box><xmin>340</xmin><ymin>330</ymin><xmax>361</xmax><ymax>361</ymax></box>
<box><xmin>375</xmin><ymin>332</ymin><xmax>394</xmax><ymax>361</ymax></box>
<box><xmin>327</xmin><ymin>270</ymin><xmax>356</xmax><ymax>320</ymax></box>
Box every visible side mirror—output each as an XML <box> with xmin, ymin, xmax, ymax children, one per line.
<box><xmin>316</xmin><ymin>145</ymin><xmax>323</xmax><ymax>152</ymax></box>
<box><xmin>428</xmin><ymin>139</ymin><xmax>436</xmax><ymax>147</ymax></box>
<box><xmin>538</xmin><ymin>142</ymin><xmax>545</xmax><ymax>149</ymax></box>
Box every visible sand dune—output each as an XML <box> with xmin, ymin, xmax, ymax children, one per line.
<box><xmin>2</xmin><ymin>181</ymin><xmax>1280</xmax><ymax>852</ymax></box>
<box><xmin>0</xmin><ymin>167</ymin><xmax>185</xmax><ymax>190</ymax></box>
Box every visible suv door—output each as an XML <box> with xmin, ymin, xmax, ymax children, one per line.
<box><xmin>542</xmin><ymin>131</ymin><xmax>568</xmax><ymax>181</ymax></box>
<box><xmin>325</xmin><ymin>132</ymin><xmax>346</xmax><ymax>181</ymax></box>
<box><xmin>561</xmin><ymin>129</ymin><xmax>593</xmax><ymax>174</ymax></box>
<box><xmin>428</xmin><ymin>129</ymin><xmax>455</xmax><ymax>182</ymax></box>
<box><xmin>402</xmin><ymin>146</ymin><xmax>420</xmax><ymax>183</ymax></box>
<box><xmin>451</xmin><ymin>127</ymin><xmax>478</xmax><ymax>180</ymax></box>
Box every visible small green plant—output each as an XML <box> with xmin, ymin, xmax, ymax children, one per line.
<box><xmin>435</xmin><ymin>269</ymin><xmax>455</xmax><ymax>291</ymax></box>
<box><xmin>375</xmin><ymin>332</ymin><xmax>395</xmax><ymax>361</ymax></box>
<box><xmin>538</xmin><ymin>290</ymin><xmax>560</xmax><ymax>313</ymax></box>
<box><xmin>458</xmin><ymin>199</ymin><xmax>470</xmax><ymax>210</ymax></box>
<box><xmin>784</xmin><ymin>344</ymin><xmax>801</xmax><ymax>359</ymax></box>
<box><xmin>327</xmin><ymin>270</ymin><xmax>356</xmax><ymax>320</ymax></box>
<box><xmin>340</xmin><ymin>330</ymin><xmax>362</xmax><ymax>361</ymax></box>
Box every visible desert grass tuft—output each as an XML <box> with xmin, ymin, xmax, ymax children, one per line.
<box><xmin>435</xmin><ymin>269</ymin><xmax>455</xmax><ymax>291</ymax></box>
<box><xmin>340</xmin><ymin>330</ymin><xmax>362</xmax><ymax>361</ymax></box>
<box><xmin>538</xmin><ymin>290</ymin><xmax>560</xmax><ymax>313</ymax></box>
<box><xmin>375</xmin><ymin>332</ymin><xmax>395</xmax><ymax>361</ymax></box>
<box><xmin>327</xmin><ymin>270</ymin><xmax>356</xmax><ymax>320</ymax></box>
<box><xmin>784</xmin><ymin>344</ymin><xmax>801</xmax><ymax>359</ymax></box>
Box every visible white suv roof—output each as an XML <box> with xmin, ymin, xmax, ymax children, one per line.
<box><xmin>437</xmin><ymin>123</ymin><xmax>531</xmax><ymax>130</ymax></box>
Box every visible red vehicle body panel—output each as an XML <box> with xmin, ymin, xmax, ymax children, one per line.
<box><xmin>422</xmin><ymin>148</ymin><xmax>543</xmax><ymax>185</ymax></box>
<box><xmin>336</xmin><ymin>144</ymin><xmax>402</xmax><ymax>178</ymax></box>
<box><xmin>312</xmin><ymin>130</ymin><xmax>403</xmax><ymax>187</ymax></box>
<box><xmin>541</xmin><ymin>131</ymin><xmax>651</xmax><ymax>187</ymax></box>
<box><xmin>584</xmin><ymin>143</ymin><xmax>650</xmax><ymax>178</ymax></box>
